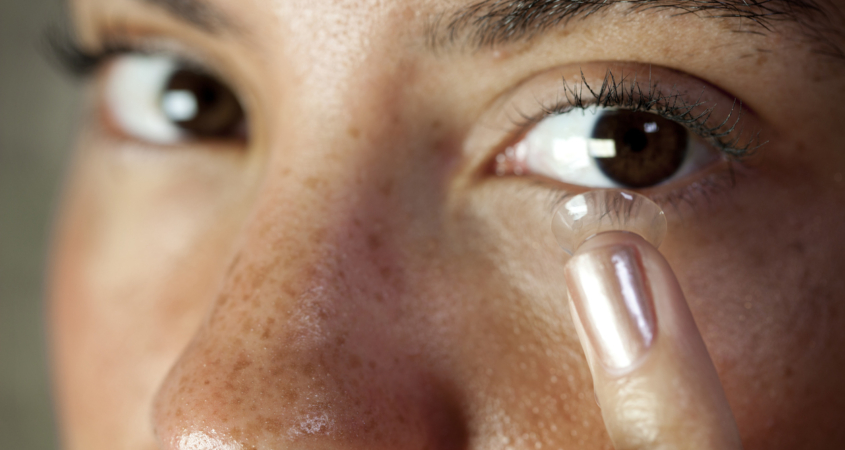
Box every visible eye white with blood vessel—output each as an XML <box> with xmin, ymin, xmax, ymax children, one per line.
<box><xmin>552</xmin><ymin>190</ymin><xmax>667</xmax><ymax>254</ymax></box>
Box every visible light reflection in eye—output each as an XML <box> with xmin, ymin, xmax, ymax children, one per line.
<box><xmin>496</xmin><ymin>107</ymin><xmax>719</xmax><ymax>189</ymax></box>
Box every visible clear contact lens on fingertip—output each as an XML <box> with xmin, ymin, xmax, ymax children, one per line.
<box><xmin>552</xmin><ymin>190</ymin><xmax>667</xmax><ymax>254</ymax></box>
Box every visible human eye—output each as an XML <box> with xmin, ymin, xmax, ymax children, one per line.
<box><xmin>105</xmin><ymin>54</ymin><xmax>246</xmax><ymax>145</ymax></box>
<box><xmin>486</xmin><ymin>65</ymin><xmax>764</xmax><ymax>203</ymax></box>
<box><xmin>51</xmin><ymin>36</ymin><xmax>248</xmax><ymax>148</ymax></box>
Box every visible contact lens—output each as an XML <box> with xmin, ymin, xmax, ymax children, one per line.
<box><xmin>552</xmin><ymin>190</ymin><xmax>667</xmax><ymax>254</ymax></box>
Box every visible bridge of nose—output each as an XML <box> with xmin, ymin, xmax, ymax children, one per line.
<box><xmin>149</xmin><ymin>34</ymin><xmax>476</xmax><ymax>448</ymax></box>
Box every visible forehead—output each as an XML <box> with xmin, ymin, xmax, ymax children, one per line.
<box><xmin>73</xmin><ymin>0</ymin><xmax>845</xmax><ymax>64</ymax></box>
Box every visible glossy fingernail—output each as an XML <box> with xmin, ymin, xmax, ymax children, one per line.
<box><xmin>565</xmin><ymin>244</ymin><xmax>656</xmax><ymax>371</ymax></box>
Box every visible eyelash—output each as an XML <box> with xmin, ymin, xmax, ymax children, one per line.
<box><xmin>514</xmin><ymin>69</ymin><xmax>767</xmax><ymax>161</ymax></box>
<box><xmin>47</xmin><ymin>29</ymin><xmax>152</xmax><ymax>78</ymax></box>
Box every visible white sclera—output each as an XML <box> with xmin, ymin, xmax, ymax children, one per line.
<box><xmin>552</xmin><ymin>190</ymin><xmax>667</xmax><ymax>254</ymax></box>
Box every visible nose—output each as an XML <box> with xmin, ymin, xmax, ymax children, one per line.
<box><xmin>150</xmin><ymin>75</ymin><xmax>471</xmax><ymax>449</ymax></box>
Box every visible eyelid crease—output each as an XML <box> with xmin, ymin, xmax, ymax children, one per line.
<box><xmin>508</xmin><ymin>68</ymin><xmax>767</xmax><ymax>160</ymax></box>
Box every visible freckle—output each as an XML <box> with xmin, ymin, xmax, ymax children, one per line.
<box><xmin>175</xmin><ymin>408</ymin><xmax>183</xmax><ymax>418</ymax></box>
<box><xmin>368</xmin><ymin>360</ymin><xmax>376</xmax><ymax>369</ymax></box>
<box><xmin>302</xmin><ymin>362</ymin><xmax>316</xmax><ymax>376</ymax></box>
<box><xmin>232</xmin><ymin>353</ymin><xmax>252</xmax><ymax>372</ymax></box>
<box><xmin>283</xmin><ymin>388</ymin><xmax>298</xmax><ymax>402</ymax></box>
<box><xmin>312</xmin><ymin>227</ymin><xmax>327</xmax><ymax>242</ymax></box>
<box><xmin>246</xmin><ymin>421</ymin><xmax>262</xmax><ymax>437</ymax></box>
<box><xmin>349</xmin><ymin>354</ymin><xmax>362</xmax><ymax>369</ymax></box>
<box><xmin>261</xmin><ymin>328</ymin><xmax>271</xmax><ymax>340</ymax></box>
<box><xmin>304</xmin><ymin>177</ymin><xmax>325</xmax><ymax>190</ymax></box>
<box><xmin>379</xmin><ymin>179</ymin><xmax>394</xmax><ymax>197</ymax></box>
<box><xmin>270</xmin><ymin>364</ymin><xmax>286</xmax><ymax>376</ymax></box>
<box><xmin>368</xmin><ymin>234</ymin><xmax>382</xmax><ymax>250</ymax></box>
<box><xmin>265</xmin><ymin>417</ymin><xmax>283</xmax><ymax>433</ymax></box>
<box><xmin>348</xmin><ymin>127</ymin><xmax>360</xmax><ymax>138</ymax></box>
<box><xmin>374</xmin><ymin>292</ymin><xmax>385</xmax><ymax>303</ymax></box>
<box><xmin>380</xmin><ymin>266</ymin><xmax>391</xmax><ymax>279</ymax></box>
<box><xmin>431</xmin><ymin>120</ymin><xmax>441</xmax><ymax>129</ymax></box>
<box><xmin>336</xmin><ymin>334</ymin><xmax>347</xmax><ymax>345</ymax></box>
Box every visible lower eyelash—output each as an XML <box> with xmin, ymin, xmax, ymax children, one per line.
<box><xmin>540</xmin><ymin>163</ymin><xmax>739</xmax><ymax>219</ymax></box>
<box><xmin>518</xmin><ymin>68</ymin><xmax>767</xmax><ymax>161</ymax></box>
<box><xmin>647</xmin><ymin>163</ymin><xmax>739</xmax><ymax>212</ymax></box>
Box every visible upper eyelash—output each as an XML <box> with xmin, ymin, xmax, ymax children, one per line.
<box><xmin>515</xmin><ymin>69</ymin><xmax>767</xmax><ymax>159</ymax></box>
<box><xmin>44</xmin><ymin>27</ymin><xmax>137</xmax><ymax>78</ymax></box>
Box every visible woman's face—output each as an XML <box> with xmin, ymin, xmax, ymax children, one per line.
<box><xmin>51</xmin><ymin>0</ymin><xmax>845</xmax><ymax>448</ymax></box>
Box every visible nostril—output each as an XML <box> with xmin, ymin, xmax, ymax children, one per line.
<box><xmin>424</xmin><ymin>380</ymin><xmax>470</xmax><ymax>450</ymax></box>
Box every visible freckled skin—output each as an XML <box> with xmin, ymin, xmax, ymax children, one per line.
<box><xmin>50</xmin><ymin>0</ymin><xmax>845</xmax><ymax>449</ymax></box>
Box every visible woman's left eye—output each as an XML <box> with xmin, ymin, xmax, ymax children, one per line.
<box><xmin>495</xmin><ymin>107</ymin><xmax>721</xmax><ymax>189</ymax></box>
<box><xmin>104</xmin><ymin>54</ymin><xmax>247</xmax><ymax>145</ymax></box>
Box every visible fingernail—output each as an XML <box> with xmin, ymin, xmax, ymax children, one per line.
<box><xmin>565</xmin><ymin>244</ymin><xmax>656</xmax><ymax>371</ymax></box>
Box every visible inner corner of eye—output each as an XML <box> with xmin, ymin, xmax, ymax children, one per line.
<box><xmin>493</xmin><ymin>108</ymin><xmax>703</xmax><ymax>190</ymax></box>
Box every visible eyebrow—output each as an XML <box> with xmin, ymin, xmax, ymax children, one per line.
<box><xmin>429</xmin><ymin>0</ymin><xmax>844</xmax><ymax>58</ymax></box>
<box><xmin>142</xmin><ymin>0</ymin><xmax>236</xmax><ymax>34</ymax></box>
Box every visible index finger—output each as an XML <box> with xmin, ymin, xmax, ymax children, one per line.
<box><xmin>565</xmin><ymin>231</ymin><xmax>743</xmax><ymax>450</ymax></box>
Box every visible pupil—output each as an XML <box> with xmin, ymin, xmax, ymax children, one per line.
<box><xmin>622</xmin><ymin>128</ymin><xmax>648</xmax><ymax>153</ymax></box>
<box><xmin>160</xmin><ymin>69</ymin><xmax>245</xmax><ymax>139</ymax></box>
<box><xmin>591</xmin><ymin>110</ymin><xmax>688</xmax><ymax>188</ymax></box>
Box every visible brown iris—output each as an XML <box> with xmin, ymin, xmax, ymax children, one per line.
<box><xmin>591</xmin><ymin>110</ymin><xmax>688</xmax><ymax>188</ymax></box>
<box><xmin>160</xmin><ymin>69</ymin><xmax>245</xmax><ymax>139</ymax></box>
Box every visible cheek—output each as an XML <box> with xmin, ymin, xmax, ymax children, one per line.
<box><xmin>48</xmin><ymin>143</ymin><xmax>256</xmax><ymax>449</ymax></box>
<box><xmin>661</xmin><ymin>147</ymin><xmax>845</xmax><ymax>446</ymax></box>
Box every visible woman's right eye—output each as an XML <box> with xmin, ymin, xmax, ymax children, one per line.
<box><xmin>104</xmin><ymin>54</ymin><xmax>247</xmax><ymax>145</ymax></box>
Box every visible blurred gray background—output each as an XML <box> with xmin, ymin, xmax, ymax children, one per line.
<box><xmin>1</xmin><ymin>0</ymin><xmax>80</xmax><ymax>448</ymax></box>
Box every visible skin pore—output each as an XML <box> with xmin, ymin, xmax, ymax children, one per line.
<box><xmin>51</xmin><ymin>0</ymin><xmax>845</xmax><ymax>449</ymax></box>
